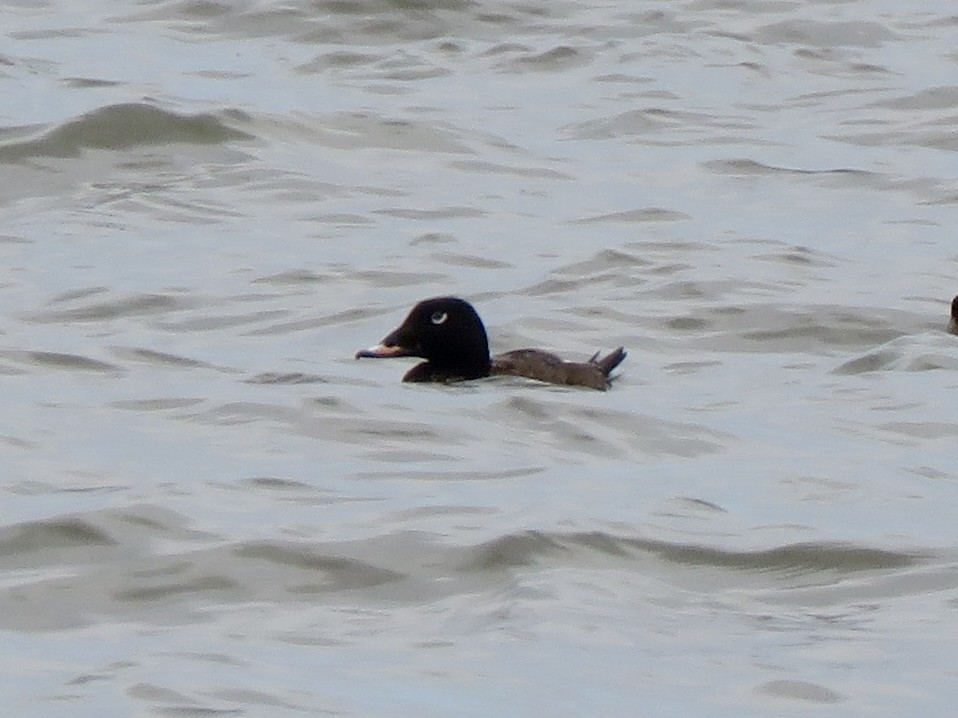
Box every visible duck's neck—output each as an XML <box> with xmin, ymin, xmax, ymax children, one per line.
<box><xmin>403</xmin><ymin>355</ymin><xmax>491</xmax><ymax>383</ymax></box>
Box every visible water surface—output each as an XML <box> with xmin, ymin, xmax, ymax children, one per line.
<box><xmin>2</xmin><ymin>1</ymin><xmax>958</xmax><ymax>715</ymax></box>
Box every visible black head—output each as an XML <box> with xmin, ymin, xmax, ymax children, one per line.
<box><xmin>952</xmin><ymin>295</ymin><xmax>958</xmax><ymax>322</ymax></box>
<box><xmin>356</xmin><ymin>296</ymin><xmax>491</xmax><ymax>382</ymax></box>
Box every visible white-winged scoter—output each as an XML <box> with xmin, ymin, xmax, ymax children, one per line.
<box><xmin>356</xmin><ymin>296</ymin><xmax>626</xmax><ymax>390</ymax></box>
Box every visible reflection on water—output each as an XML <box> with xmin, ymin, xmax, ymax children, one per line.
<box><xmin>2</xmin><ymin>0</ymin><xmax>958</xmax><ymax>715</ymax></box>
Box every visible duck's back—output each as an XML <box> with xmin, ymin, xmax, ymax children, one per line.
<box><xmin>490</xmin><ymin>347</ymin><xmax>625</xmax><ymax>390</ymax></box>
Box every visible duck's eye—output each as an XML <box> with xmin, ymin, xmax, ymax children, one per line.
<box><xmin>431</xmin><ymin>311</ymin><xmax>448</xmax><ymax>325</ymax></box>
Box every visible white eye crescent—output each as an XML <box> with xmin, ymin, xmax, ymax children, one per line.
<box><xmin>431</xmin><ymin>311</ymin><xmax>448</xmax><ymax>325</ymax></box>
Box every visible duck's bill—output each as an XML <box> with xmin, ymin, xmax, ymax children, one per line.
<box><xmin>355</xmin><ymin>344</ymin><xmax>412</xmax><ymax>359</ymax></box>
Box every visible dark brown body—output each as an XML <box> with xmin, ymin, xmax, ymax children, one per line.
<box><xmin>491</xmin><ymin>348</ymin><xmax>627</xmax><ymax>391</ymax></box>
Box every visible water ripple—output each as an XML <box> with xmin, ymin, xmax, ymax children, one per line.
<box><xmin>0</xmin><ymin>103</ymin><xmax>251</xmax><ymax>163</ymax></box>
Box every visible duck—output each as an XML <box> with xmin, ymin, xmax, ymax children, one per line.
<box><xmin>355</xmin><ymin>296</ymin><xmax>626</xmax><ymax>390</ymax></box>
<box><xmin>950</xmin><ymin>295</ymin><xmax>958</xmax><ymax>335</ymax></box>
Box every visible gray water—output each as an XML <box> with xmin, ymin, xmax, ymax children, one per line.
<box><xmin>2</xmin><ymin>1</ymin><xmax>958</xmax><ymax>715</ymax></box>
